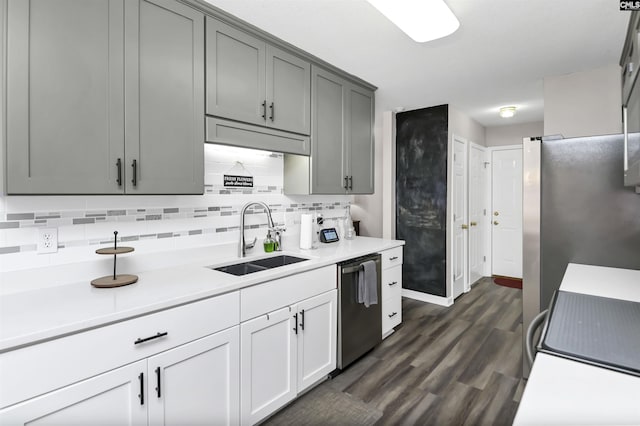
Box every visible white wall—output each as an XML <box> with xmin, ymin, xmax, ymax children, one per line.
<box><xmin>448</xmin><ymin>105</ymin><xmax>487</xmax><ymax>146</ymax></box>
<box><xmin>485</xmin><ymin>121</ymin><xmax>544</xmax><ymax>147</ymax></box>
<box><xmin>544</xmin><ymin>64</ymin><xmax>622</xmax><ymax>138</ymax></box>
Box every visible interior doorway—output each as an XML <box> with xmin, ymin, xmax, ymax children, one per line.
<box><xmin>491</xmin><ymin>146</ymin><xmax>523</xmax><ymax>279</ymax></box>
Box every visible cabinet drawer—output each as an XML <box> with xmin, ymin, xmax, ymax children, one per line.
<box><xmin>240</xmin><ymin>265</ymin><xmax>337</xmax><ymax>322</ymax></box>
<box><xmin>0</xmin><ymin>292</ymin><xmax>239</xmax><ymax>409</ymax></box>
<box><xmin>381</xmin><ymin>265</ymin><xmax>402</xmax><ymax>301</ymax></box>
<box><xmin>382</xmin><ymin>295</ymin><xmax>402</xmax><ymax>335</ymax></box>
<box><xmin>381</xmin><ymin>246</ymin><xmax>403</xmax><ymax>270</ymax></box>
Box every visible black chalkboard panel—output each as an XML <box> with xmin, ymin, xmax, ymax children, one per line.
<box><xmin>396</xmin><ymin>105</ymin><xmax>448</xmax><ymax>297</ymax></box>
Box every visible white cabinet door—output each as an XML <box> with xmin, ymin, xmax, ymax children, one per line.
<box><xmin>296</xmin><ymin>290</ymin><xmax>337</xmax><ymax>392</ymax></box>
<box><xmin>148</xmin><ymin>327</ymin><xmax>240</xmax><ymax>426</ymax></box>
<box><xmin>0</xmin><ymin>361</ymin><xmax>146</xmax><ymax>426</ymax></box>
<box><xmin>240</xmin><ymin>307</ymin><xmax>297</xmax><ymax>425</ymax></box>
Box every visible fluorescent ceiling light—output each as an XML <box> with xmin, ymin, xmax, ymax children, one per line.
<box><xmin>366</xmin><ymin>0</ymin><xmax>460</xmax><ymax>43</ymax></box>
<box><xmin>499</xmin><ymin>106</ymin><xmax>517</xmax><ymax>118</ymax></box>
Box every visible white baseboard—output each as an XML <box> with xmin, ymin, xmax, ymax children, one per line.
<box><xmin>402</xmin><ymin>289</ymin><xmax>453</xmax><ymax>307</ymax></box>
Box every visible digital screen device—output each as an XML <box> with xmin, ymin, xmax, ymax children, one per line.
<box><xmin>319</xmin><ymin>228</ymin><xmax>339</xmax><ymax>243</ymax></box>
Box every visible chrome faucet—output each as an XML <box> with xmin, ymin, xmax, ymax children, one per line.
<box><xmin>239</xmin><ymin>201</ymin><xmax>284</xmax><ymax>257</ymax></box>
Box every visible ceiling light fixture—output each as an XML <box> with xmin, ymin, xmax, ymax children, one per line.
<box><xmin>366</xmin><ymin>0</ymin><xmax>460</xmax><ymax>43</ymax></box>
<box><xmin>499</xmin><ymin>106</ymin><xmax>517</xmax><ymax>118</ymax></box>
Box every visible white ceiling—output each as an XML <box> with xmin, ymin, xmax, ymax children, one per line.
<box><xmin>203</xmin><ymin>0</ymin><xmax>631</xmax><ymax>127</ymax></box>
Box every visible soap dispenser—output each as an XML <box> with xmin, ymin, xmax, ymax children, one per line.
<box><xmin>263</xmin><ymin>230</ymin><xmax>276</xmax><ymax>253</ymax></box>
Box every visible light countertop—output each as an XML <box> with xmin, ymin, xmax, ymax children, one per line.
<box><xmin>0</xmin><ymin>236</ymin><xmax>403</xmax><ymax>352</ymax></box>
<box><xmin>513</xmin><ymin>263</ymin><xmax>640</xmax><ymax>425</ymax></box>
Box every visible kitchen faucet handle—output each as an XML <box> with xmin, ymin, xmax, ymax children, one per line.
<box><xmin>245</xmin><ymin>237</ymin><xmax>257</xmax><ymax>250</ymax></box>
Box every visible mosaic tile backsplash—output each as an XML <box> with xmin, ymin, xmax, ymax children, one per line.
<box><xmin>0</xmin><ymin>144</ymin><xmax>352</xmax><ymax>270</ymax></box>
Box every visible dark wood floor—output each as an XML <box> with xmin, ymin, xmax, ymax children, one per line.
<box><xmin>265</xmin><ymin>277</ymin><xmax>524</xmax><ymax>426</ymax></box>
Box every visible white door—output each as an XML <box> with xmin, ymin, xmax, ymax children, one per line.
<box><xmin>491</xmin><ymin>147</ymin><xmax>523</xmax><ymax>278</ymax></box>
<box><xmin>296</xmin><ymin>290</ymin><xmax>337</xmax><ymax>392</ymax></box>
<box><xmin>468</xmin><ymin>143</ymin><xmax>487</xmax><ymax>286</ymax></box>
<box><xmin>240</xmin><ymin>306</ymin><xmax>297</xmax><ymax>425</ymax></box>
<box><xmin>0</xmin><ymin>361</ymin><xmax>147</xmax><ymax>426</ymax></box>
<box><xmin>148</xmin><ymin>327</ymin><xmax>240</xmax><ymax>426</ymax></box>
<box><xmin>452</xmin><ymin>135</ymin><xmax>468</xmax><ymax>299</ymax></box>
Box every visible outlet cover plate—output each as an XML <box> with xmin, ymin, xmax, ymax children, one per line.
<box><xmin>38</xmin><ymin>228</ymin><xmax>58</xmax><ymax>254</ymax></box>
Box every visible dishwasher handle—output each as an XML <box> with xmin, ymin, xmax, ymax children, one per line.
<box><xmin>526</xmin><ymin>309</ymin><xmax>548</xmax><ymax>368</ymax></box>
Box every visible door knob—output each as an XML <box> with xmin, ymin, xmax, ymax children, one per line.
<box><xmin>470</xmin><ymin>221</ymin><xmax>477</xmax><ymax>226</ymax></box>
<box><xmin>493</xmin><ymin>221</ymin><xmax>499</xmax><ymax>225</ymax></box>
<box><xmin>461</xmin><ymin>224</ymin><xmax>469</xmax><ymax>230</ymax></box>
<box><xmin>494</xmin><ymin>211</ymin><xmax>499</xmax><ymax>216</ymax></box>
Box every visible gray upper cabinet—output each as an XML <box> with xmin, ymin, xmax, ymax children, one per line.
<box><xmin>125</xmin><ymin>0</ymin><xmax>204</xmax><ymax>194</ymax></box>
<box><xmin>347</xmin><ymin>85</ymin><xmax>375</xmax><ymax>194</ymax></box>
<box><xmin>311</xmin><ymin>67</ymin><xmax>348</xmax><ymax>194</ymax></box>
<box><xmin>6</xmin><ymin>0</ymin><xmax>125</xmax><ymax>194</ymax></box>
<box><xmin>266</xmin><ymin>46</ymin><xmax>311</xmax><ymax>135</ymax></box>
<box><xmin>206</xmin><ymin>17</ymin><xmax>266</xmax><ymax>128</ymax></box>
<box><xmin>206</xmin><ymin>18</ymin><xmax>310</xmax><ymax>135</ymax></box>
<box><xmin>303</xmin><ymin>66</ymin><xmax>374</xmax><ymax>195</ymax></box>
<box><xmin>5</xmin><ymin>0</ymin><xmax>204</xmax><ymax>195</ymax></box>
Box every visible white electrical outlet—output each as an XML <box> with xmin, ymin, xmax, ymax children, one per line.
<box><xmin>38</xmin><ymin>228</ymin><xmax>58</xmax><ymax>254</ymax></box>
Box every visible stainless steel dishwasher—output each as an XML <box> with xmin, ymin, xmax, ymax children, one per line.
<box><xmin>337</xmin><ymin>253</ymin><xmax>382</xmax><ymax>370</ymax></box>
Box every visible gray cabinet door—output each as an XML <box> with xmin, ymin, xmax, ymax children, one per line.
<box><xmin>206</xmin><ymin>18</ymin><xmax>266</xmax><ymax>127</ymax></box>
<box><xmin>311</xmin><ymin>66</ymin><xmax>348</xmax><ymax>194</ymax></box>
<box><xmin>266</xmin><ymin>46</ymin><xmax>311</xmax><ymax>135</ymax></box>
<box><xmin>347</xmin><ymin>84</ymin><xmax>374</xmax><ymax>194</ymax></box>
<box><xmin>125</xmin><ymin>0</ymin><xmax>204</xmax><ymax>194</ymax></box>
<box><xmin>6</xmin><ymin>0</ymin><xmax>125</xmax><ymax>194</ymax></box>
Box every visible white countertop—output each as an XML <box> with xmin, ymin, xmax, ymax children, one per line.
<box><xmin>0</xmin><ymin>236</ymin><xmax>403</xmax><ymax>352</ymax></box>
<box><xmin>513</xmin><ymin>263</ymin><xmax>640</xmax><ymax>425</ymax></box>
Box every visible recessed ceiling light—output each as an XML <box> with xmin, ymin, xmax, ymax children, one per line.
<box><xmin>499</xmin><ymin>106</ymin><xmax>517</xmax><ymax>118</ymax></box>
<box><xmin>366</xmin><ymin>0</ymin><xmax>460</xmax><ymax>43</ymax></box>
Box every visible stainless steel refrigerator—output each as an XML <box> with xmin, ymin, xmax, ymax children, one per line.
<box><xmin>522</xmin><ymin>133</ymin><xmax>640</xmax><ymax>374</ymax></box>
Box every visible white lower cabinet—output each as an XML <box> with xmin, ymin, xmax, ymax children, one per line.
<box><xmin>148</xmin><ymin>326</ymin><xmax>240</xmax><ymax>426</ymax></box>
<box><xmin>240</xmin><ymin>289</ymin><xmax>337</xmax><ymax>425</ymax></box>
<box><xmin>0</xmin><ymin>360</ymin><xmax>148</xmax><ymax>426</ymax></box>
<box><xmin>296</xmin><ymin>291</ymin><xmax>337</xmax><ymax>392</ymax></box>
<box><xmin>381</xmin><ymin>247</ymin><xmax>404</xmax><ymax>338</ymax></box>
<box><xmin>0</xmin><ymin>327</ymin><xmax>240</xmax><ymax>426</ymax></box>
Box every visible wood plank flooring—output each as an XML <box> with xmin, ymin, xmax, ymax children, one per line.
<box><xmin>264</xmin><ymin>277</ymin><xmax>524</xmax><ymax>426</ymax></box>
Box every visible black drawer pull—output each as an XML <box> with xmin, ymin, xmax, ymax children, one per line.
<box><xmin>131</xmin><ymin>159</ymin><xmax>138</xmax><ymax>187</ymax></box>
<box><xmin>138</xmin><ymin>372</ymin><xmax>144</xmax><ymax>405</ymax></box>
<box><xmin>134</xmin><ymin>332</ymin><xmax>168</xmax><ymax>345</ymax></box>
<box><xmin>389</xmin><ymin>256</ymin><xmax>399</xmax><ymax>261</ymax></box>
<box><xmin>388</xmin><ymin>312</ymin><xmax>398</xmax><ymax>318</ymax></box>
<box><xmin>388</xmin><ymin>281</ymin><xmax>398</xmax><ymax>286</ymax></box>
<box><xmin>116</xmin><ymin>158</ymin><xmax>122</xmax><ymax>187</ymax></box>
<box><xmin>155</xmin><ymin>367</ymin><xmax>161</xmax><ymax>398</ymax></box>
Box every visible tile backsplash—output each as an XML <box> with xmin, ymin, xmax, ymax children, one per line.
<box><xmin>0</xmin><ymin>144</ymin><xmax>352</xmax><ymax>273</ymax></box>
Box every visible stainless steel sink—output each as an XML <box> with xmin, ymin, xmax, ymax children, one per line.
<box><xmin>211</xmin><ymin>255</ymin><xmax>308</xmax><ymax>276</ymax></box>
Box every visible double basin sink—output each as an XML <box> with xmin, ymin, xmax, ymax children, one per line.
<box><xmin>211</xmin><ymin>254</ymin><xmax>308</xmax><ymax>276</ymax></box>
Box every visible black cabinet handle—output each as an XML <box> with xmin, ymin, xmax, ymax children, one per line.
<box><xmin>388</xmin><ymin>281</ymin><xmax>398</xmax><ymax>286</ymax></box>
<box><xmin>116</xmin><ymin>158</ymin><xmax>122</xmax><ymax>187</ymax></box>
<box><xmin>344</xmin><ymin>176</ymin><xmax>349</xmax><ymax>190</ymax></box>
<box><xmin>388</xmin><ymin>312</ymin><xmax>398</xmax><ymax>318</ymax></box>
<box><xmin>131</xmin><ymin>159</ymin><xmax>137</xmax><ymax>187</ymax></box>
<box><xmin>269</xmin><ymin>102</ymin><xmax>275</xmax><ymax>121</ymax></box>
<box><xmin>134</xmin><ymin>332</ymin><xmax>168</xmax><ymax>345</ymax></box>
<box><xmin>389</xmin><ymin>256</ymin><xmax>399</xmax><ymax>261</ymax></box>
<box><xmin>300</xmin><ymin>309</ymin><xmax>305</xmax><ymax>331</ymax></box>
<box><xmin>261</xmin><ymin>101</ymin><xmax>267</xmax><ymax>119</ymax></box>
<box><xmin>293</xmin><ymin>313</ymin><xmax>298</xmax><ymax>334</ymax></box>
<box><xmin>155</xmin><ymin>367</ymin><xmax>161</xmax><ymax>398</ymax></box>
<box><xmin>138</xmin><ymin>372</ymin><xmax>144</xmax><ymax>405</ymax></box>
<box><xmin>348</xmin><ymin>176</ymin><xmax>353</xmax><ymax>190</ymax></box>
